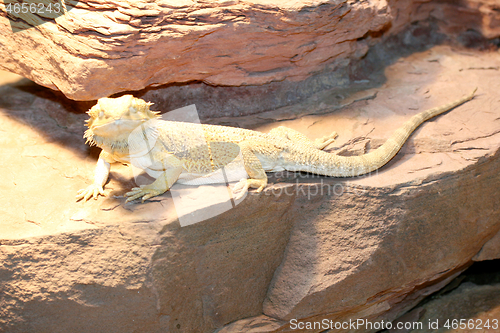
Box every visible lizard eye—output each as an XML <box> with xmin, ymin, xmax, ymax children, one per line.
<box><xmin>98</xmin><ymin>111</ymin><xmax>104</xmax><ymax>118</ymax></box>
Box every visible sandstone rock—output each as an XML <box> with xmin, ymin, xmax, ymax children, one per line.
<box><xmin>1</xmin><ymin>41</ymin><xmax>500</xmax><ymax>333</ymax></box>
<box><xmin>213</xmin><ymin>44</ymin><xmax>500</xmax><ymax>331</ymax></box>
<box><xmin>0</xmin><ymin>0</ymin><xmax>390</xmax><ymax>100</ymax></box>
<box><xmin>1</xmin><ymin>0</ymin><xmax>500</xmax><ymax>101</ymax></box>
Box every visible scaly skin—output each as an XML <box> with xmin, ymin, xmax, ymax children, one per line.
<box><xmin>76</xmin><ymin>89</ymin><xmax>477</xmax><ymax>203</ymax></box>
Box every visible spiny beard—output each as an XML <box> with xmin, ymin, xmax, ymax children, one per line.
<box><xmin>83</xmin><ymin>127</ymin><xmax>131</xmax><ymax>152</ymax></box>
<box><xmin>83</xmin><ymin>120</ymin><xmax>159</xmax><ymax>155</ymax></box>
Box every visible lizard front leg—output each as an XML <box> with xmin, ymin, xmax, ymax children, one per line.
<box><xmin>76</xmin><ymin>151</ymin><xmax>112</xmax><ymax>201</ymax></box>
<box><xmin>125</xmin><ymin>155</ymin><xmax>183</xmax><ymax>203</ymax></box>
<box><xmin>232</xmin><ymin>141</ymin><xmax>268</xmax><ymax>200</ymax></box>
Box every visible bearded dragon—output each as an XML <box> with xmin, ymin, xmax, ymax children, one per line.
<box><xmin>76</xmin><ymin>89</ymin><xmax>476</xmax><ymax>203</ymax></box>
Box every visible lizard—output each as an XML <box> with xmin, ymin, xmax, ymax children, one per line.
<box><xmin>76</xmin><ymin>88</ymin><xmax>477</xmax><ymax>203</ymax></box>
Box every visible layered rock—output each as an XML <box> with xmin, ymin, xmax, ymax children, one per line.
<box><xmin>1</xmin><ymin>0</ymin><xmax>500</xmax><ymax>101</ymax></box>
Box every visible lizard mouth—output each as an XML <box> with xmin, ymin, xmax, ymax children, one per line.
<box><xmin>90</xmin><ymin>118</ymin><xmax>146</xmax><ymax>137</ymax></box>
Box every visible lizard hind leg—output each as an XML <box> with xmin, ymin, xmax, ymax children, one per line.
<box><xmin>268</xmin><ymin>126</ymin><xmax>337</xmax><ymax>150</ymax></box>
<box><xmin>313</xmin><ymin>132</ymin><xmax>338</xmax><ymax>150</ymax></box>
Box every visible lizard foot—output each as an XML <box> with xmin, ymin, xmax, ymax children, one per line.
<box><xmin>125</xmin><ymin>184</ymin><xmax>165</xmax><ymax>203</ymax></box>
<box><xmin>314</xmin><ymin>131</ymin><xmax>338</xmax><ymax>150</ymax></box>
<box><xmin>76</xmin><ymin>184</ymin><xmax>105</xmax><ymax>201</ymax></box>
<box><xmin>232</xmin><ymin>178</ymin><xmax>267</xmax><ymax>200</ymax></box>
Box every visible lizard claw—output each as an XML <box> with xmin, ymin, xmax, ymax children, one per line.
<box><xmin>125</xmin><ymin>185</ymin><xmax>163</xmax><ymax>203</ymax></box>
<box><xmin>76</xmin><ymin>184</ymin><xmax>105</xmax><ymax>201</ymax></box>
<box><xmin>231</xmin><ymin>178</ymin><xmax>267</xmax><ymax>200</ymax></box>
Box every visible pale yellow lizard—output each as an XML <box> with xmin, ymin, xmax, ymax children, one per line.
<box><xmin>76</xmin><ymin>89</ymin><xmax>476</xmax><ymax>203</ymax></box>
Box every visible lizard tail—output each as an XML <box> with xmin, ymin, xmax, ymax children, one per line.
<box><xmin>300</xmin><ymin>88</ymin><xmax>477</xmax><ymax>177</ymax></box>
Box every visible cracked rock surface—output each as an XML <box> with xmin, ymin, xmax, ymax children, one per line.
<box><xmin>1</xmin><ymin>40</ymin><xmax>500</xmax><ymax>333</ymax></box>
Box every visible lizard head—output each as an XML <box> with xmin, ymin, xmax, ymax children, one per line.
<box><xmin>84</xmin><ymin>95</ymin><xmax>160</xmax><ymax>146</ymax></box>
